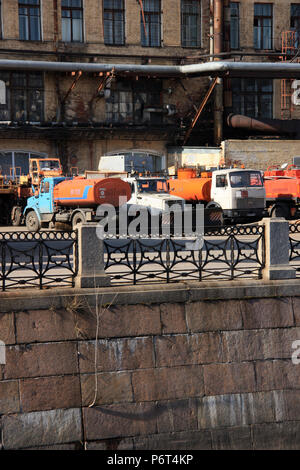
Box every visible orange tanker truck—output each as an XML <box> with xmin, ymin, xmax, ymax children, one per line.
<box><xmin>23</xmin><ymin>175</ymin><xmax>131</xmax><ymax>231</ymax></box>
<box><xmin>168</xmin><ymin>167</ymin><xmax>266</xmax><ymax>223</ymax></box>
<box><xmin>264</xmin><ymin>164</ymin><xmax>300</xmax><ymax>219</ymax></box>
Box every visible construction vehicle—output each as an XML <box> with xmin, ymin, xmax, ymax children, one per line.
<box><xmin>0</xmin><ymin>156</ymin><xmax>63</xmax><ymax>226</ymax></box>
<box><xmin>168</xmin><ymin>167</ymin><xmax>266</xmax><ymax>224</ymax></box>
<box><xmin>264</xmin><ymin>164</ymin><xmax>300</xmax><ymax>219</ymax></box>
<box><xmin>23</xmin><ymin>175</ymin><xmax>131</xmax><ymax>231</ymax></box>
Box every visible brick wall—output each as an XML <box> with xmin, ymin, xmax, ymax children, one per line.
<box><xmin>1</xmin><ymin>288</ymin><xmax>300</xmax><ymax>450</ymax></box>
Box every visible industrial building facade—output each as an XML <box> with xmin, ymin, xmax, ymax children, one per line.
<box><xmin>0</xmin><ymin>0</ymin><xmax>300</xmax><ymax>174</ymax></box>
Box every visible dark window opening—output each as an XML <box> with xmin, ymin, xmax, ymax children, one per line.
<box><xmin>106</xmin><ymin>79</ymin><xmax>163</xmax><ymax>125</ymax></box>
<box><xmin>103</xmin><ymin>0</ymin><xmax>125</xmax><ymax>45</ymax></box>
<box><xmin>141</xmin><ymin>0</ymin><xmax>161</xmax><ymax>47</ymax></box>
<box><xmin>254</xmin><ymin>3</ymin><xmax>273</xmax><ymax>50</ymax></box>
<box><xmin>61</xmin><ymin>0</ymin><xmax>83</xmax><ymax>42</ymax></box>
<box><xmin>231</xmin><ymin>78</ymin><xmax>273</xmax><ymax>119</ymax></box>
<box><xmin>230</xmin><ymin>2</ymin><xmax>239</xmax><ymax>49</ymax></box>
<box><xmin>291</xmin><ymin>4</ymin><xmax>300</xmax><ymax>48</ymax></box>
<box><xmin>181</xmin><ymin>0</ymin><xmax>201</xmax><ymax>48</ymax></box>
<box><xmin>19</xmin><ymin>0</ymin><xmax>41</xmax><ymax>41</ymax></box>
<box><xmin>0</xmin><ymin>72</ymin><xmax>44</xmax><ymax>123</ymax></box>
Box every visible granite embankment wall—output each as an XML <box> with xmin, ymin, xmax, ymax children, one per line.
<box><xmin>1</xmin><ymin>280</ymin><xmax>300</xmax><ymax>450</ymax></box>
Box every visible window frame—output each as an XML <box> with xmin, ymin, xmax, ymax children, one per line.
<box><xmin>18</xmin><ymin>0</ymin><xmax>41</xmax><ymax>41</ymax></box>
<box><xmin>291</xmin><ymin>4</ymin><xmax>300</xmax><ymax>48</ymax></box>
<box><xmin>230</xmin><ymin>2</ymin><xmax>240</xmax><ymax>50</ymax></box>
<box><xmin>181</xmin><ymin>0</ymin><xmax>202</xmax><ymax>48</ymax></box>
<box><xmin>253</xmin><ymin>3</ymin><xmax>273</xmax><ymax>50</ymax></box>
<box><xmin>231</xmin><ymin>78</ymin><xmax>273</xmax><ymax>119</ymax></box>
<box><xmin>61</xmin><ymin>0</ymin><xmax>84</xmax><ymax>43</ymax></box>
<box><xmin>103</xmin><ymin>0</ymin><xmax>125</xmax><ymax>46</ymax></box>
<box><xmin>141</xmin><ymin>0</ymin><xmax>162</xmax><ymax>48</ymax></box>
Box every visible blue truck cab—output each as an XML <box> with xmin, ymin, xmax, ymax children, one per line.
<box><xmin>24</xmin><ymin>177</ymin><xmax>67</xmax><ymax>231</ymax></box>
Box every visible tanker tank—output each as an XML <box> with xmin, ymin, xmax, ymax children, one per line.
<box><xmin>168</xmin><ymin>176</ymin><xmax>212</xmax><ymax>203</ymax></box>
<box><xmin>53</xmin><ymin>176</ymin><xmax>131</xmax><ymax>208</ymax></box>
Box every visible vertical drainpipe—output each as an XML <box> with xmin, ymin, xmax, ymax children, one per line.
<box><xmin>213</xmin><ymin>0</ymin><xmax>224</xmax><ymax>146</ymax></box>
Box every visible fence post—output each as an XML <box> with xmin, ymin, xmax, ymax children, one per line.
<box><xmin>75</xmin><ymin>223</ymin><xmax>111</xmax><ymax>288</ymax></box>
<box><xmin>260</xmin><ymin>217</ymin><xmax>296</xmax><ymax>280</ymax></box>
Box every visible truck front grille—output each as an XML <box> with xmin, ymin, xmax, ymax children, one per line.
<box><xmin>236</xmin><ymin>198</ymin><xmax>264</xmax><ymax>210</ymax></box>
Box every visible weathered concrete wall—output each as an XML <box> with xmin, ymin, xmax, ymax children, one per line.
<box><xmin>222</xmin><ymin>139</ymin><xmax>300</xmax><ymax>170</ymax></box>
<box><xmin>0</xmin><ymin>280</ymin><xmax>300</xmax><ymax>450</ymax></box>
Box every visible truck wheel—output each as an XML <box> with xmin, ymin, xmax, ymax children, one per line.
<box><xmin>271</xmin><ymin>204</ymin><xmax>289</xmax><ymax>219</ymax></box>
<box><xmin>25</xmin><ymin>211</ymin><xmax>40</xmax><ymax>232</ymax></box>
<box><xmin>72</xmin><ymin>213</ymin><xmax>85</xmax><ymax>229</ymax></box>
<box><xmin>11</xmin><ymin>206</ymin><xmax>22</xmax><ymax>226</ymax></box>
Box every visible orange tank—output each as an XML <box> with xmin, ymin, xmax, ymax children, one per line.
<box><xmin>53</xmin><ymin>177</ymin><xmax>131</xmax><ymax>207</ymax></box>
<box><xmin>264</xmin><ymin>178</ymin><xmax>300</xmax><ymax>200</ymax></box>
<box><xmin>177</xmin><ymin>168</ymin><xmax>197</xmax><ymax>179</ymax></box>
<box><xmin>169</xmin><ymin>177</ymin><xmax>212</xmax><ymax>202</ymax></box>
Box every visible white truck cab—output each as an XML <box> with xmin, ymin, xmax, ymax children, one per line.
<box><xmin>210</xmin><ymin>168</ymin><xmax>266</xmax><ymax>221</ymax></box>
<box><xmin>124</xmin><ymin>176</ymin><xmax>185</xmax><ymax>215</ymax></box>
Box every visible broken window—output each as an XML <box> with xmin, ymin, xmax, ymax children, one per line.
<box><xmin>141</xmin><ymin>0</ymin><xmax>161</xmax><ymax>47</ymax></box>
<box><xmin>230</xmin><ymin>2</ymin><xmax>240</xmax><ymax>49</ymax></box>
<box><xmin>291</xmin><ymin>4</ymin><xmax>300</xmax><ymax>48</ymax></box>
<box><xmin>19</xmin><ymin>0</ymin><xmax>41</xmax><ymax>41</ymax></box>
<box><xmin>61</xmin><ymin>0</ymin><xmax>83</xmax><ymax>42</ymax></box>
<box><xmin>0</xmin><ymin>72</ymin><xmax>44</xmax><ymax>122</ymax></box>
<box><xmin>106</xmin><ymin>79</ymin><xmax>162</xmax><ymax>125</ymax></box>
<box><xmin>254</xmin><ymin>3</ymin><xmax>273</xmax><ymax>50</ymax></box>
<box><xmin>181</xmin><ymin>0</ymin><xmax>201</xmax><ymax>47</ymax></box>
<box><xmin>231</xmin><ymin>78</ymin><xmax>273</xmax><ymax>119</ymax></box>
<box><xmin>103</xmin><ymin>0</ymin><xmax>125</xmax><ymax>45</ymax></box>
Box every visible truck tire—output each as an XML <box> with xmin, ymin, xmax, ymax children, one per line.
<box><xmin>270</xmin><ymin>204</ymin><xmax>289</xmax><ymax>219</ymax></box>
<box><xmin>11</xmin><ymin>206</ymin><xmax>22</xmax><ymax>226</ymax></box>
<box><xmin>72</xmin><ymin>213</ymin><xmax>85</xmax><ymax>229</ymax></box>
<box><xmin>25</xmin><ymin>211</ymin><xmax>41</xmax><ymax>232</ymax></box>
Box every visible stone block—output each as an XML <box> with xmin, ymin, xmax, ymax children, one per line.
<box><xmin>155</xmin><ymin>332</ymin><xmax>223</xmax><ymax>367</ymax></box>
<box><xmin>0</xmin><ymin>312</ymin><xmax>15</xmax><ymax>345</ymax></box>
<box><xmin>0</xmin><ymin>380</ymin><xmax>20</xmax><ymax>414</ymax></box>
<box><xmin>241</xmin><ymin>297</ymin><xmax>294</xmax><ymax>329</ymax></box>
<box><xmin>253</xmin><ymin>421</ymin><xmax>300</xmax><ymax>450</ymax></box>
<box><xmin>160</xmin><ymin>303</ymin><xmax>187</xmax><ymax>334</ymax></box>
<box><xmin>185</xmin><ymin>300</ymin><xmax>243</xmax><ymax>332</ymax></box>
<box><xmin>81</xmin><ymin>372</ymin><xmax>133</xmax><ymax>406</ymax></box>
<box><xmin>4</xmin><ymin>342</ymin><xmax>78</xmax><ymax>379</ymax></box>
<box><xmin>256</xmin><ymin>360</ymin><xmax>300</xmax><ymax>391</ymax></box>
<box><xmin>132</xmin><ymin>365</ymin><xmax>204</xmax><ymax>401</ymax></box>
<box><xmin>156</xmin><ymin>398</ymin><xmax>198</xmax><ymax>434</ymax></box>
<box><xmin>134</xmin><ymin>430</ymin><xmax>212</xmax><ymax>450</ymax></box>
<box><xmin>20</xmin><ymin>375</ymin><xmax>81</xmax><ymax>412</ymax></box>
<box><xmin>85</xmin><ymin>438</ymin><xmax>134</xmax><ymax>450</ymax></box>
<box><xmin>211</xmin><ymin>426</ymin><xmax>252</xmax><ymax>450</ymax></box>
<box><xmin>78</xmin><ymin>337</ymin><xmax>154</xmax><ymax>373</ymax></box>
<box><xmin>203</xmin><ymin>363</ymin><xmax>256</xmax><ymax>396</ymax></box>
<box><xmin>83</xmin><ymin>403</ymin><xmax>157</xmax><ymax>440</ymax></box>
<box><xmin>2</xmin><ymin>408</ymin><xmax>82</xmax><ymax>449</ymax></box>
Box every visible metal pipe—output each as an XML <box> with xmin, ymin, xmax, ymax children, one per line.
<box><xmin>213</xmin><ymin>0</ymin><xmax>224</xmax><ymax>146</ymax></box>
<box><xmin>227</xmin><ymin>113</ymin><xmax>300</xmax><ymax>135</ymax></box>
<box><xmin>0</xmin><ymin>58</ymin><xmax>300</xmax><ymax>78</ymax></box>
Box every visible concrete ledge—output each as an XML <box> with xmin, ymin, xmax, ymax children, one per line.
<box><xmin>1</xmin><ymin>278</ymin><xmax>300</xmax><ymax>312</ymax></box>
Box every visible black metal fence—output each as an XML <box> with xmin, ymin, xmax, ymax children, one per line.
<box><xmin>104</xmin><ymin>225</ymin><xmax>265</xmax><ymax>285</ymax></box>
<box><xmin>0</xmin><ymin>231</ymin><xmax>78</xmax><ymax>291</ymax></box>
<box><xmin>289</xmin><ymin>223</ymin><xmax>300</xmax><ymax>276</ymax></box>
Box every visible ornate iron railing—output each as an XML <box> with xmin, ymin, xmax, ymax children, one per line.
<box><xmin>0</xmin><ymin>231</ymin><xmax>78</xmax><ymax>291</ymax></box>
<box><xmin>104</xmin><ymin>225</ymin><xmax>265</xmax><ymax>285</ymax></box>
<box><xmin>289</xmin><ymin>223</ymin><xmax>300</xmax><ymax>276</ymax></box>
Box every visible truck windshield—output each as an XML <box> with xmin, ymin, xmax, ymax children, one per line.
<box><xmin>137</xmin><ymin>179</ymin><xmax>168</xmax><ymax>193</ymax></box>
<box><xmin>39</xmin><ymin>160</ymin><xmax>60</xmax><ymax>170</ymax></box>
<box><xmin>229</xmin><ymin>171</ymin><xmax>263</xmax><ymax>188</ymax></box>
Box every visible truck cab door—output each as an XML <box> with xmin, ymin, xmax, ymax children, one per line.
<box><xmin>211</xmin><ymin>174</ymin><xmax>231</xmax><ymax>209</ymax></box>
<box><xmin>38</xmin><ymin>181</ymin><xmax>52</xmax><ymax>214</ymax></box>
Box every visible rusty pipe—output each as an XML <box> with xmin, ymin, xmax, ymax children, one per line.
<box><xmin>227</xmin><ymin>113</ymin><xmax>300</xmax><ymax>134</ymax></box>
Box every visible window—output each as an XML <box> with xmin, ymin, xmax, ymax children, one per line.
<box><xmin>0</xmin><ymin>72</ymin><xmax>44</xmax><ymax>122</ymax></box>
<box><xmin>103</xmin><ymin>0</ymin><xmax>125</xmax><ymax>45</ymax></box>
<box><xmin>106</xmin><ymin>79</ymin><xmax>162</xmax><ymax>124</ymax></box>
<box><xmin>181</xmin><ymin>0</ymin><xmax>201</xmax><ymax>47</ymax></box>
<box><xmin>291</xmin><ymin>4</ymin><xmax>300</xmax><ymax>48</ymax></box>
<box><xmin>230</xmin><ymin>2</ymin><xmax>239</xmax><ymax>49</ymax></box>
<box><xmin>231</xmin><ymin>78</ymin><xmax>273</xmax><ymax>119</ymax></box>
<box><xmin>216</xmin><ymin>175</ymin><xmax>228</xmax><ymax>188</ymax></box>
<box><xmin>61</xmin><ymin>0</ymin><xmax>83</xmax><ymax>42</ymax></box>
<box><xmin>0</xmin><ymin>151</ymin><xmax>47</xmax><ymax>179</ymax></box>
<box><xmin>141</xmin><ymin>0</ymin><xmax>161</xmax><ymax>47</ymax></box>
<box><xmin>19</xmin><ymin>0</ymin><xmax>41</xmax><ymax>41</ymax></box>
<box><xmin>230</xmin><ymin>171</ymin><xmax>263</xmax><ymax>187</ymax></box>
<box><xmin>254</xmin><ymin>3</ymin><xmax>273</xmax><ymax>49</ymax></box>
